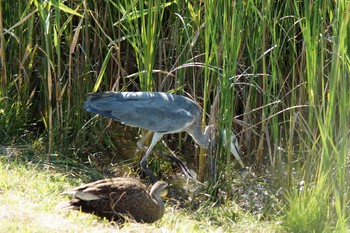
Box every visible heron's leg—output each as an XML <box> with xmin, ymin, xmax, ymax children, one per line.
<box><xmin>140</xmin><ymin>132</ymin><xmax>164</xmax><ymax>183</ymax></box>
<box><xmin>230</xmin><ymin>141</ymin><xmax>245</xmax><ymax>168</ymax></box>
<box><xmin>137</xmin><ymin>131</ymin><xmax>153</xmax><ymax>151</ymax></box>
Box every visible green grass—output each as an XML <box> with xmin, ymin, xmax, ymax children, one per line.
<box><xmin>0</xmin><ymin>149</ymin><xmax>282</xmax><ymax>233</ymax></box>
<box><xmin>0</xmin><ymin>154</ymin><xmax>105</xmax><ymax>232</ymax></box>
<box><xmin>283</xmin><ymin>175</ymin><xmax>331</xmax><ymax>233</ymax></box>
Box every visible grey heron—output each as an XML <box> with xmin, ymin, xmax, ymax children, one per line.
<box><xmin>84</xmin><ymin>92</ymin><xmax>245</xmax><ymax>182</ymax></box>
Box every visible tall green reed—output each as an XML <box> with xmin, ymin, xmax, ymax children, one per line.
<box><xmin>112</xmin><ymin>0</ymin><xmax>171</xmax><ymax>91</ymax></box>
<box><xmin>0</xmin><ymin>0</ymin><xmax>6</xmax><ymax>97</ymax></box>
<box><xmin>282</xmin><ymin>1</ymin><xmax>350</xmax><ymax>231</ymax></box>
<box><xmin>0</xmin><ymin>1</ymin><xmax>38</xmax><ymax>142</ymax></box>
<box><xmin>320</xmin><ymin>2</ymin><xmax>350</xmax><ymax>230</ymax></box>
<box><xmin>0</xmin><ymin>0</ymin><xmax>89</xmax><ymax>153</ymax></box>
<box><xmin>203</xmin><ymin>0</ymin><xmax>244</xmax><ymax>184</ymax></box>
<box><xmin>35</xmin><ymin>0</ymin><xmax>83</xmax><ymax>154</ymax></box>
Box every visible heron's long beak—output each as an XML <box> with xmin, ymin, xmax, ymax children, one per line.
<box><xmin>230</xmin><ymin>141</ymin><xmax>245</xmax><ymax>168</ymax></box>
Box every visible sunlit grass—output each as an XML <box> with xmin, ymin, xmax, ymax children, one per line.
<box><xmin>283</xmin><ymin>175</ymin><xmax>331</xmax><ymax>232</ymax></box>
<box><xmin>0</xmin><ymin>152</ymin><xmax>282</xmax><ymax>233</ymax></box>
<box><xmin>0</xmin><ymin>156</ymin><xmax>116</xmax><ymax>232</ymax></box>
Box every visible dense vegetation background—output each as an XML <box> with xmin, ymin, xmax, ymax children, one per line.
<box><xmin>0</xmin><ymin>0</ymin><xmax>349</xmax><ymax>231</ymax></box>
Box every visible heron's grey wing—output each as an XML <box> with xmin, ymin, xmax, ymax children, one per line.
<box><xmin>84</xmin><ymin>92</ymin><xmax>196</xmax><ymax>132</ymax></box>
<box><xmin>84</xmin><ymin>93</ymin><xmax>119</xmax><ymax>119</ymax></box>
<box><xmin>109</xmin><ymin>99</ymin><xmax>195</xmax><ymax>132</ymax></box>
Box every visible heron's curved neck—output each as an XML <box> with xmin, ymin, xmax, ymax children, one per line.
<box><xmin>187</xmin><ymin>125</ymin><xmax>214</xmax><ymax>148</ymax></box>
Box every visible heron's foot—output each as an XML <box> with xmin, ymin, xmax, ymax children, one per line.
<box><xmin>149</xmin><ymin>173</ymin><xmax>158</xmax><ymax>184</ymax></box>
<box><xmin>140</xmin><ymin>159</ymin><xmax>158</xmax><ymax>184</ymax></box>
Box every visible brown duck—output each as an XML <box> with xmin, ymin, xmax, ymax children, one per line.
<box><xmin>57</xmin><ymin>177</ymin><xmax>168</xmax><ymax>223</ymax></box>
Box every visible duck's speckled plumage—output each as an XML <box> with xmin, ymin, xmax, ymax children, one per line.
<box><xmin>57</xmin><ymin>177</ymin><xmax>168</xmax><ymax>223</ymax></box>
